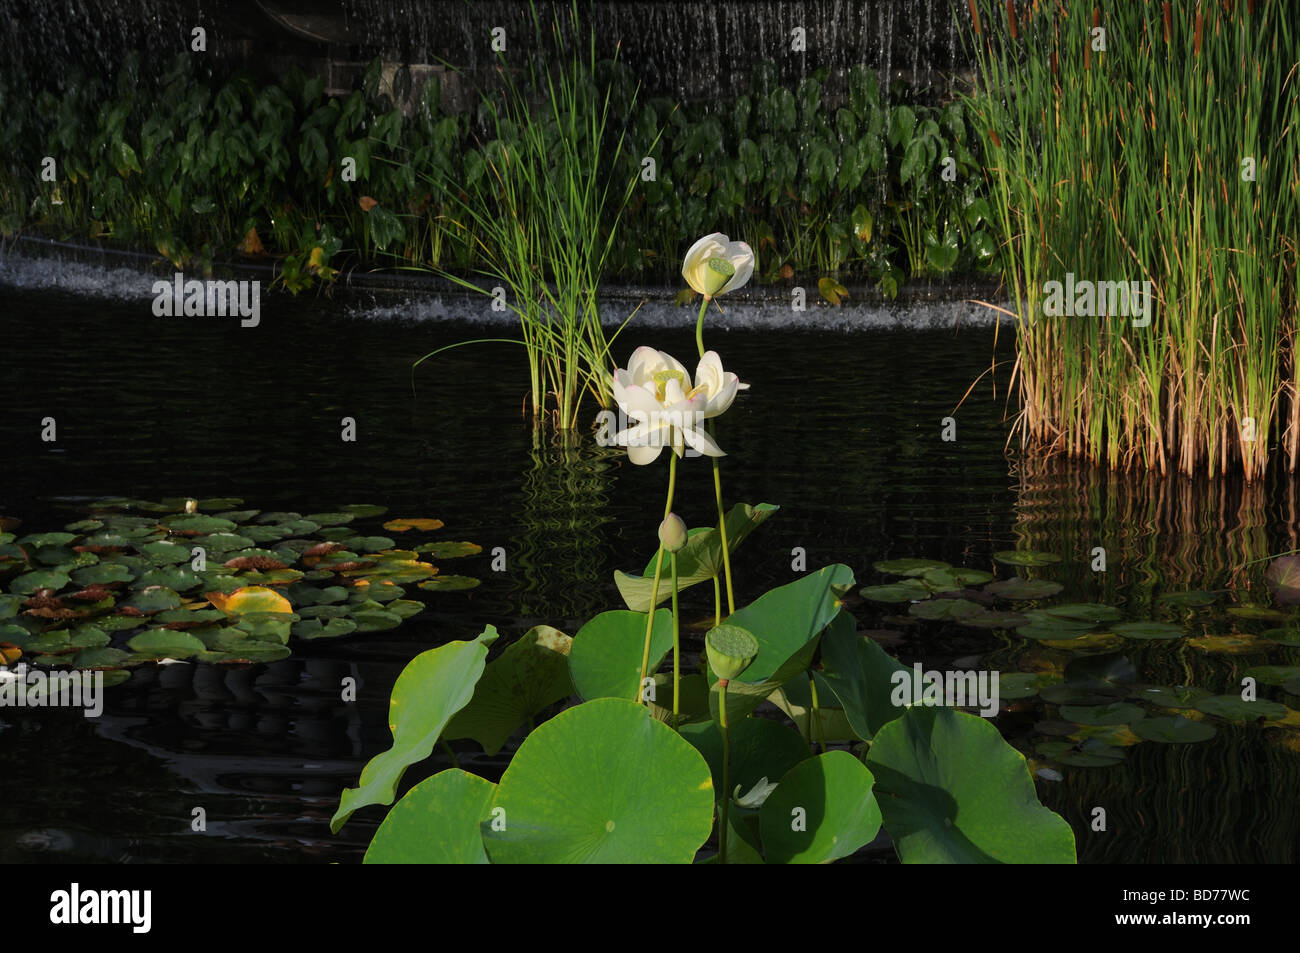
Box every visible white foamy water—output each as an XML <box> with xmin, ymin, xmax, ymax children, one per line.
<box><xmin>0</xmin><ymin>243</ymin><xmax>1010</xmax><ymax>330</ymax></box>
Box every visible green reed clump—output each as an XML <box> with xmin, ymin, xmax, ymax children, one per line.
<box><xmin>419</xmin><ymin>0</ymin><xmax>648</xmax><ymax>429</ymax></box>
<box><xmin>964</xmin><ymin>0</ymin><xmax>1299</xmax><ymax>481</ymax></box>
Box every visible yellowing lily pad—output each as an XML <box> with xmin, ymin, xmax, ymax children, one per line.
<box><xmin>383</xmin><ymin>518</ymin><xmax>445</xmax><ymax>533</ymax></box>
<box><xmin>206</xmin><ymin>586</ymin><xmax>293</xmax><ymax>615</ymax></box>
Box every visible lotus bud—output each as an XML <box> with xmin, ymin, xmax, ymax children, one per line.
<box><xmin>705</xmin><ymin>623</ymin><xmax>759</xmax><ymax>682</ymax></box>
<box><xmin>658</xmin><ymin>513</ymin><xmax>688</xmax><ymax>553</ymax></box>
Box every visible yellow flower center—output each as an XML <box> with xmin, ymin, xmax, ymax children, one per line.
<box><xmin>652</xmin><ymin>369</ymin><xmax>687</xmax><ymax>402</ymax></box>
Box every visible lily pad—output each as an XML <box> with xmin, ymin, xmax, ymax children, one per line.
<box><xmin>1242</xmin><ymin>665</ymin><xmax>1300</xmax><ymax>686</ymax></box>
<box><xmin>1132</xmin><ymin>715</ymin><xmax>1218</xmax><ymax>743</ymax></box>
<box><xmin>1058</xmin><ymin>703</ymin><xmax>1145</xmax><ymax>726</ymax></box>
<box><xmin>382</xmin><ymin>517</ymin><xmax>444</xmax><ymax>532</ymax></box>
<box><xmin>1044</xmin><ymin>603</ymin><xmax>1122</xmax><ymax>624</ymax></box>
<box><xmin>923</xmin><ymin>568</ymin><xmax>994</xmax><ymax>591</ymax></box>
<box><xmin>984</xmin><ymin>577</ymin><xmax>1064</xmax><ymax>600</ymax></box>
<box><xmin>1132</xmin><ymin>685</ymin><xmax>1210</xmax><ymax>709</ymax></box>
<box><xmin>993</xmin><ymin>550</ymin><xmax>1061</xmax><ymax>567</ymax></box>
<box><xmin>206</xmin><ymin>586</ymin><xmax>293</xmax><ymax>615</ymax></box>
<box><xmin>1158</xmin><ymin>590</ymin><xmax>1221</xmax><ymax>607</ymax></box>
<box><xmin>351</xmin><ymin>608</ymin><xmax>403</xmax><ymax>632</ymax></box>
<box><xmin>873</xmin><ymin>558</ymin><xmax>951</xmax><ymax>577</ymax></box>
<box><xmin>1226</xmin><ymin>606</ymin><xmax>1289</xmax><ymax>621</ymax></box>
<box><xmin>417</xmin><ymin>541</ymin><xmax>483</xmax><ymax>559</ymax></box>
<box><xmin>341</xmin><ymin>504</ymin><xmax>388</xmax><ymax>518</ymax></box>
<box><xmin>908</xmin><ymin>598</ymin><xmax>986</xmax><ymax>621</ymax></box>
<box><xmin>417</xmin><ymin>575</ymin><xmax>481</xmax><ymax>592</ymax></box>
<box><xmin>9</xmin><ymin>570</ymin><xmax>71</xmax><ymax>594</ymax></box>
<box><xmin>292</xmin><ymin>617</ymin><xmax>359</xmax><ymax>640</ymax></box>
<box><xmin>127</xmin><ymin>629</ymin><xmax>206</xmax><ymax>658</ymax></box>
<box><xmin>164</xmin><ymin>515</ymin><xmax>237</xmax><ymax>535</ymax></box>
<box><xmin>1112</xmin><ymin>621</ymin><xmax>1184</xmax><ymax>641</ymax></box>
<box><xmin>998</xmin><ymin>672</ymin><xmax>1051</xmax><ymax>699</ymax></box>
<box><xmin>860</xmin><ymin>579</ymin><xmax>932</xmax><ymax>603</ymax></box>
<box><xmin>122</xmin><ymin>587</ymin><xmax>183</xmax><ymax>614</ymax></box>
<box><xmin>1195</xmin><ymin>694</ymin><xmax>1289</xmax><ymax>722</ymax></box>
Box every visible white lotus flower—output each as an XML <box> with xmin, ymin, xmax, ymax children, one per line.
<box><xmin>611</xmin><ymin>346</ymin><xmax>746</xmax><ymax>465</ymax></box>
<box><xmin>682</xmin><ymin>233</ymin><xmax>754</xmax><ymax>298</ymax></box>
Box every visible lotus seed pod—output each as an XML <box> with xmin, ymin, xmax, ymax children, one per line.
<box><xmin>705</xmin><ymin>623</ymin><xmax>759</xmax><ymax>681</ymax></box>
<box><xmin>658</xmin><ymin>513</ymin><xmax>688</xmax><ymax>553</ymax></box>
<box><xmin>702</xmin><ymin>257</ymin><xmax>736</xmax><ymax>297</ymax></box>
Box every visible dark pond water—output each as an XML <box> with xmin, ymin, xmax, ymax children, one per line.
<box><xmin>2</xmin><ymin>279</ymin><xmax>1298</xmax><ymax>863</ymax></box>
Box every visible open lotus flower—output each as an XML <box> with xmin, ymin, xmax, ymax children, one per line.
<box><xmin>612</xmin><ymin>346</ymin><xmax>747</xmax><ymax>465</ymax></box>
<box><xmin>682</xmin><ymin>233</ymin><xmax>754</xmax><ymax>298</ymax></box>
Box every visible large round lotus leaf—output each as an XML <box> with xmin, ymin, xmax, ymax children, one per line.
<box><xmin>292</xmin><ymin>617</ymin><xmax>358</xmax><ymax>640</ymax></box>
<box><xmin>365</xmin><ymin>769</ymin><xmax>497</xmax><ymax>864</ymax></box>
<box><xmin>127</xmin><ymin>628</ymin><xmax>206</xmax><ymax>658</ymax></box>
<box><xmin>993</xmin><ymin>550</ymin><xmax>1061</xmax><ymax>567</ymax></box>
<box><xmin>191</xmin><ymin>533</ymin><xmax>255</xmax><ymax>554</ymax></box>
<box><xmin>1195</xmin><ymin>695</ymin><xmax>1289</xmax><ymax>722</ymax></box>
<box><xmin>122</xmin><ymin>587</ymin><xmax>183</xmax><ymax>614</ymax></box>
<box><xmin>987</xmin><ymin>577</ymin><xmax>1060</xmax><ymax>598</ymax></box>
<box><xmin>1132</xmin><ymin>684</ymin><xmax>1210</xmax><ymax>708</ymax></box>
<box><xmin>383</xmin><ymin>517</ymin><xmax>444</xmax><ymax>533</ymax></box>
<box><xmin>196</xmin><ymin>643</ymin><xmax>292</xmax><ymax>664</ymax></box>
<box><xmin>865</xmin><ymin>706</ymin><xmax>1076</xmax><ymax>863</ymax></box>
<box><xmin>164</xmin><ymin>515</ymin><xmax>237</xmax><ymax>534</ymax></box>
<box><xmin>1227</xmin><ymin>606</ymin><xmax>1289</xmax><ymax>620</ymax></box>
<box><xmin>17</xmin><ymin>532</ymin><xmax>77</xmax><ymax>548</ymax></box>
<box><xmin>859</xmin><ymin>579</ymin><xmax>932</xmax><ymax>603</ymax></box>
<box><xmin>444</xmin><ymin>625</ymin><xmax>575</xmax><ymax>756</ymax></box>
<box><xmin>417</xmin><ymin>575</ymin><xmax>481</xmax><ymax>592</ymax></box>
<box><xmin>73</xmin><ymin>647</ymin><xmax>132</xmax><ymax>669</ymax></box>
<box><xmin>1058</xmin><ymin>703</ymin><xmax>1145</xmax><ymax>726</ymax></box>
<box><xmin>342</xmin><ymin>504</ymin><xmax>388</xmax><ymax>518</ymax></box>
<box><xmin>482</xmin><ymin>698</ymin><xmax>714</xmax><ymax>864</ymax></box>
<box><xmin>759</xmin><ymin>750</ymin><xmax>881</xmax><ymax>864</ymax></box>
<box><xmin>923</xmin><ymin>568</ymin><xmax>994</xmax><ymax>591</ymax></box>
<box><xmin>9</xmin><ymin>570</ymin><xmax>71</xmax><ymax>594</ymax></box>
<box><xmin>1132</xmin><ymin>715</ymin><xmax>1218</xmax><ymax>743</ymax></box>
<box><xmin>206</xmin><ymin>586</ymin><xmax>293</xmax><ymax>615</ymax></box>
<box><xmin>908</xmin><ymin>598</ymin><xmax>985</xmax><ymax>621</ymax></box>
<box><xmin>1112</xmin><ymin>621</ymin><xmax>1183</xmax><ymax>641</ymax></box>
<box><xmin>1188</xmin><ymin>634</ymin><xmax>1271</xmax><ymax>654</ymax></box>
<box><xmin>331</xmin><ymin>627</ymin><xmax>498</xmax><ymax>832</ymax></box>
<box><xmin>350</xmin><ymin>608</ymin><xmax>403</xmax><ymax>632</ymax></box>
<box><xmin>1243</xmin><ymin>665</ymin><xmax>1300</xmax><ymax>686</ymax></box>
<box><xmin>305</xmin><ymin>512</ymin><xmax>356</xmax><ymax>527</ymax></box>
<box><xmin>133</xmin><ymin>567</ymin><xmax>204</xmax><ymax>592</ymax></box>
<box><xmin>1158</xmin><ymin>590</ymin><xmax>1221</xmax><ymax>607</ymax></box>
<box><xmin>681</xmin><ymin>717</ymin><xmax>812</xmax><ymax>800</ymax></box>
<box><xmin>417</xmin><ymin>541</ymin><xmax>482</xmax><ymax>559</ymax></box>
<box><xmin>1044</xmin><ymin>603</ymin><xmax>1122</xmax><ymax>624</ymax></box>
<box><xmin>873</xmin><ymin>558</ymin><xmax>950</xmax><ymax>577</ymax></box>
<box><xmin>138</xmin><ymin>541</ymin><xmax>192</xmax><ymax>566</ymax></box>
<box><xmin>568</xmin><ymin>609</ymin><xmax>673</xmax><ymax>702</ymax></box>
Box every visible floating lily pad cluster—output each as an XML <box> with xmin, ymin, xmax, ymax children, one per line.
<box><xmin>0</xmin><ymin>498</ymin><xmax>482</xmax><ymax>685</ymax></box>
<box><xmin>859</xmin><ymin>551</ymin><xmax>1300</xmax><ymax>772</ymax></box>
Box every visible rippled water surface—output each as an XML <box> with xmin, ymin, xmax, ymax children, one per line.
<box><xmin>2</xmin><ymin>278</ymin><xmax>1298</xmax><ymax>863</ymax></box>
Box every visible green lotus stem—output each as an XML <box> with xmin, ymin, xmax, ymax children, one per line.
<box><xmin>695</xmin><ymin>295</ymin><xmax>709</xmax><ymax>359</ymax></box>
<box><xmin>810</xmin><ymin>674</ymin><xmax>825</xmax><ymax>754</ymax></box>
<box><xmin>671</xmin><ymin>551</ymin><xmax>681</xmax><ymax>730</ymax></box>
<box><xmin>718</xmin><ymin>677</ymin><xmax>731</xmax><ymax>865</ymax></box>
<box><xmin>440</xmin><ymin>739</ymin><xmax>459</xmax><ymax>770</ymax></box>
<box><xmin>637</xmin><ymin>454</ymin><xmax>677</xmax><ymax>699</ymax></box>
<box><xmin>711</xmin><ymin>451</ymin><xmax>736</xmax><ymax>615</ymax></box>
<box><xmin>712</xmin><ymin>575</ymin><xmax>722</xmax><ymax>628</ymax></box>
<box><xmin>695</xmin><ymin>294</ymin><xmax>737</xmax><ymax>616</ymax></box>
